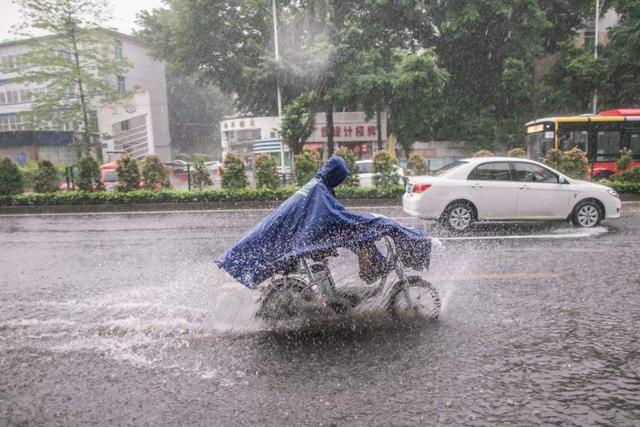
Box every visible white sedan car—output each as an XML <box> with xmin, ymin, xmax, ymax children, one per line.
<box><xmin>403</xmin><ymin>157</ymin><xmax>621</xmax><ymax>232</ymax></box>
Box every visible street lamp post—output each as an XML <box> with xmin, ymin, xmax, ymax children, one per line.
<box><xmin>592</xmin><ymin>0</ymin><xmax>600</xmax><ymax>114</ymax></box>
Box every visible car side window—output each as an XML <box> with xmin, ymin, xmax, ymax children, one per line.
<box><xmin>512</xmin><ymin>162</ymin><xmax>559</xmax><ymax>183</ymax></box>
<box><xmin>467</xmin><ymin>162</ymin><xmax>511</xmax><ymax>181</ymax></box>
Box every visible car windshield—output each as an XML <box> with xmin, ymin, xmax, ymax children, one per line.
<box><xmin>430</xmin><ymin>160</ymin><xmax>468</xmax><ymax>177</ymax></box>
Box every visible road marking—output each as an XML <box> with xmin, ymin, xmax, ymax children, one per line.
<box><xmin>461</xmin><ymin>272</ymin><xmax>557</xmax><ymax>281</ymax></box>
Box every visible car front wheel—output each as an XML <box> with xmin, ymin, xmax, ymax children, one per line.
<box><xmin>442</xmin><ymin>201</ymin><xmax>474</xmax><ymax>232</ymax></box>
<box><xmin>571</xmin><ymin>200</ymin><xmax>603</xmax><ymax>227</ymax></box>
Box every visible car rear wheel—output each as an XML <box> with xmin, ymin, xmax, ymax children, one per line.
<box><xmin>571</xmin><ymin>200</ymin><xmax>602</xmax><ymax>228</ymax></box>
<box><xmin>442</xmin><ymin>201</ymin><xmax>474</xmax><ymax>232</ymax></box>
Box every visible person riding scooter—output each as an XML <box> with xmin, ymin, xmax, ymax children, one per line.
<box><xmin>216</xmin><ymin>156</ymin><xmax>433</xmax><ymax>288</ymax></box>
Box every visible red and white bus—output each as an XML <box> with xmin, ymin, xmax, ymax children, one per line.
<box><xmin>525</xmin><ymin>108</ymin><xmax>640</xmax><ymax>180</ymax></box>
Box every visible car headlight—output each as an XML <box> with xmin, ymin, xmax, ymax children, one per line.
<box><xmin>607</xmin><ymin>189</ymin><xmax>619</xmax><ymax>199</ymax></box>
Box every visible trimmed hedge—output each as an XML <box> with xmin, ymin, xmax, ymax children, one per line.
<box><xmin>0</xmin><ymin>185</ymin><xmax>406</xmax><ymax>207</ymax></box>
<box><xmin>598</xmin><ymin>180</ymin><xmax>640</xmax><ymax>194</ymax></box>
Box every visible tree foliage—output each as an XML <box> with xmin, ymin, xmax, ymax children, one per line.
<box><xmin>280</xmin><ymin>92</ymin><xmax>317</xmax><ymax>155</ymax></box>
<box><xmin>221</xmin><ymin>153</ymin><xmax>248</xmax><ymax>189</ymax></box>
<box><xmin>0</xmin><ymin>158</ymin><xmax>24</xmax><ymax>196</ymax></box>
<box><xmin>254</xmin><ymin>155</ymin><xmax>281</xmax><ymax>189</ymax></box>
<box><xmin>294</xmin><ymin>150</ymin><xmax>320</xmax><ymax>186</ymax></box>
<box><xmin>141</xmin><ymin>155</ymin><xmax>170</xmax><ymax>190</ymax></box>
<box><xmin>191</xmin><ymin>158</ymin><xmax>213</xmax><ymax>189</ymax></box>
<box><xmin>407</xmin><ymin>154</ymin><xmax>428</xmax><ymax>176</ymax></box>
<box><xmin>372</xmin><ymin>150</ymin><xmax>398</xmax><ymax>188</ymax></box>
<box><xmin>334</xmin><ymin>147</ymin><xmax>359</xmax><ymax>187</ymax></box>
<box><xmin>76</xmin><ymin>156</ymin><xmax>101</xmax><ymax>191</ymax></box>
<box><xmin>15</xmin><ymin>0</ymin><xmax>132</xmax><ymax>160</ymax></box>
<box><xmin>116</xmin><ymin>155</ymin><xmax>141</xmax><ymax>192</ymax></box>
<box><xmin>33</xmin><ymin>160</ymin><xmax>60</xmax><ymax>193</ymax></box>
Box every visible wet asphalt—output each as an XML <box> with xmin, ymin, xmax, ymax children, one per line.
<box><xmin>1</xmin><ymin>203</ymin><xmax>639</xmax><ymax>426</ymax></box>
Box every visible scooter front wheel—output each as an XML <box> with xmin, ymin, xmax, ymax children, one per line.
<box><xmin>388</xmin><ymin>276</ymin><xmax>441</xmax><ymax>320</ymax></box>
<box><xmin>256</xmin><ymin>276</ymin><xmax>315</xmax><ymax>321</ymax></box>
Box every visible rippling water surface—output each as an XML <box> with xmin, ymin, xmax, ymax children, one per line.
<box><xmin>1</xmin><ymin>209</ymin><xmax>639</xmax><ymax>425</ymax></box>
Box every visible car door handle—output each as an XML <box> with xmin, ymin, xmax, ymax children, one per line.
<box><xmin>470</xmin><ymin>183</ymin><xmax>482</xmax><ymax>189</ymax></box>
<box><xmin>519</xmin><ymin>185</ymin><xmax>530</xmax><ymax>190</ymax></box>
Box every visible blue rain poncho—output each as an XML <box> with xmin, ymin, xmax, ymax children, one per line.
<box><xmin>216</xmin><ymin>156</ymin><xmax>432</xmax><ymax>287</ymax></box>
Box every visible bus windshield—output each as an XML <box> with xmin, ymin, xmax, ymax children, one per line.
<box><xmin>525</xmin><ymin>131</ymin><xmax>554</xmax><ymax>161</ymax></box>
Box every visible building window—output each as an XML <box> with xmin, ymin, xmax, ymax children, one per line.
<box><xmin>117</xmin><ymin>76</ymin><xmax>126</xmax><ymax>92</ymax></box>
<box><xmin>121</xmin><ymin>120</ymin><xmax>130</xmax><ymax>131</ymax></box>
<box><xmin>0</xmin><ymin>92</ymin><xmax>5</xmax><ymax>104</ymax></box>
<box><xmin>114</xmin><ymin>40</ymin><xmax>123</xmax><ymax>60</ymax></box>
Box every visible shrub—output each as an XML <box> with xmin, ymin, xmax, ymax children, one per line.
<box><xmin>116</xmin><ymin>155</ymin><xmax>141</xmax><ymax>192</ymax></box>
<box><xmin>544</xmin><ymin>148</ymin><xmax>588</xmax><ymax>179</ymax></box>
<box><xmin>616</xmin><ymin>147</ymin><xmax>633</xmax><ymax>171</ymax></box>
<box><xmin>507</xmin><ymin>147</ymin><xmax>527</xmax><ymax>158</ymax></box>
<box><xmin>254</xmin><ymin>154</ymin><xmax>281</xmax><ymax>189</ymax></box>
<box><xmin>0</xmin><ymin>157</ymin><xmax>24</xmax><ymax>196</ymax></box>
<box><xmin>562</xmin><ymin>147</ymin><xmax>589</xmax><ymax>179</ymax></box>
<box><xmin>76</xmin><ymin>156</ymin><xmax>102</xmax><ymax>192</ymax></box>
<box><xmin>373</xmin><ymin>150</ymin><xmax>398</xmax><ymax>188</ymax></box>
<box><xmin>221</xmin><ymin>153</ymin><xmax>248</xmax><ymax>189</ymax></box>
<box><xmin>473</xmin><ymin>149</ymin><xmax>494</xmax><ymax>157</ymax></box>
<box><xmin>294</xmin><ymin>150</ymin><xmax>320</xmax><ymax>186</ymax></box>
<box><xmin>544</xmin><ymin>148</ymin><xmax>564</xmax><ymax>171</ymax></box>
<box><xmin>192</xmin><ymin>159</ymin><xmax>213</xmax><ymax>189</ymax></box>
<box><xmin>141</xmin><ymin>155</ymin><xmax>170</xmax><ymax>190</ymax></box>
<box><xmin>334</xmin><ymin>147</ymin><xmax>359</xmax><ymax>186</ymax></box>
<box><xmin>407</xmin><ymin>154</ymin><xmax>428</xmax><ymax>176</ymax></box>
<box><xmin>33</xmin><ymin>160</ymin><xmax>60</xmax><ymax>193</ymax></box>
<box><xmin>18</xmin><ymin>160</ymin><xmax>39</xmax><ymax>190</ymax></box>
<box><xmin>611</xmin><ymin>166</ymin><xmax>640</xmax><ymax>183</ymax></box>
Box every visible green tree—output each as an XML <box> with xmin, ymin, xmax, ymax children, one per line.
<box><xmin>280</xmin><ymin>92</ymin><xmax>317</xmax><ymax>155</ymax></box>
<box><xmin>166</xmin><ymin>72</ymin><xmax>233</xmax><ymax>157</ymax></box>
<box><xmin>616</xmin><ymin>147</ymin><xmax>633</xmax><ymax>171</ymax></box>
<box><xmin>221</xmin><ymin>153</ymin><xmax>248</xmax><ymax>189</ymax></box>
<box><xmin>33</xmin><ymin>160</ymin><xmax>60</xmax><ymax>193</ymax></box>
<box><xmin>254</xmin><ymin>155</ymin><xmax>281</xmax><ymax>189</ymax></box>
<box><xmin>388</xmin><ymin>50</ymin><xmax>449</xmax><ymax>157</ymax></box>
<box><xmin>141</xmin><ymin>155</ymin><xmax>170</xmax><ymax>190</ymax></box>
<box><xmin>76</xmin><ymin>156</ymin><xmax>101</xmax><ymax>191</ymax></box>
<box><xmin>334</xmin><ymin>147</ymin><xmax>359</xmax><ymax>187</ymax></box>
<box><xmin>407</xmin><ymin>154</ymin><xmax>428</xmax><ymax>176</ymax></box>
<box><xmin>191</xmin><ymin>159</ymin><xmax>213</xmax><ymax>189</ymax></box>
<box><xmin>0</xmin><ymin>158</ymin><xmax>24</xmax><ymax>196</ymax></box>
<box><xmin>15</xmin><ymin>0</ymin><xmax>132</xmax><ymax>161</ymax></box>
<box><xmin>601</xmin><ymin>0</ymin><xmax>640</xmax><ymax>107</ymax></box>
<box><xmin>372</xmin><ymin>150</ymin><xmax>398</xmax><ymax>188</ymax></box>
<box><xmin>294</xmin><ymin>151</ymin><xmax>320</xmax><ymax>186</ymax></box>
<box><xmin>116</xmin><ymin>155</ymin><xmax>140</xmax><ymax>192</ymax></box>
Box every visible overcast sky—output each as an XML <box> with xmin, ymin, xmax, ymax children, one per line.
<box><xmin>0</xmin><ymin>0</ymin><xmax>167</xmax><ymax>42</ymax></box>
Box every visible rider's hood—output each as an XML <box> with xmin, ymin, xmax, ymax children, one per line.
<box><xmin>316</xmin><ymin>156</ymin><xmax>349</xmax><ymax>188</ymax></box>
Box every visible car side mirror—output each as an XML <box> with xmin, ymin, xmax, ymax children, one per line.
<box><xmin>559</xmin><ymin>177</ymin><xmax>569</xmax><ymax>184</ymax></box>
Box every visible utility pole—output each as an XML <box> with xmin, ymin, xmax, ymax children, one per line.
<box><xmin>592</xmin><ymin>0</ymin><xmax>600</xmax><ymax>114</ymax></box>
<box><xmin>272</xmin><ymin>0</ymin><xmax>285</xmax><ymax>175</ymax></box>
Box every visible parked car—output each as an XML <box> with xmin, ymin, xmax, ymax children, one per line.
<box><xmin>355</xmin><ymin>159</ymin><xmax>405</xmax><ymax>187</ymax></box>
<box><xmin>403</xmin><ymin>157</ymin><xmax>621</xmax><ymax>232</ymax></box>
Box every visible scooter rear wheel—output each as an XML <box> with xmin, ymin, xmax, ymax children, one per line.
<box><xmin>388</xmin><ymin>276</ymin><xmax>441</xmax><ymax>320</ymax></box>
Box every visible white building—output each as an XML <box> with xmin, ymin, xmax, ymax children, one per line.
<box><xmin>0</xmin><ymin>31</ymin><xmax>171</xmax><ymax>164</ymax></box>
<box><xmin>220</xmin><ymin>112</ymin><xmax>387</xmax><ymax>161</ymax></box>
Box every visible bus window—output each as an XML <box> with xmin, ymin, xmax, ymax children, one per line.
<box><xmin>595</xmin><ymin>123</ymin><xmax>622</xmax><ymax>162</ymax></box>
<box><xmin>627</xmin><ymin>127</ymin><xmax>640</xmax><ymax>159</ymax></box>
<box><xmin>558</xmin><ymin>122</ymin><xmax>591</xmax><ymax>153</ymax></box>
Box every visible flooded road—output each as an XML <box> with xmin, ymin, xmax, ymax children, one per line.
<box><xmin>1</xmin><ymin>204</ymin><xmax>640</xmax><ymax>425</ymax></box>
